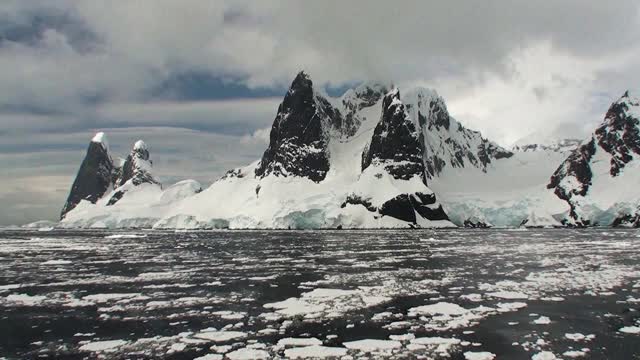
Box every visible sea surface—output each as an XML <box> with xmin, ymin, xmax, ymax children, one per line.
<box><xmin>0</xmin><ymin>229</ymin><xmax>639</xmax><ymax>359</ymax></box>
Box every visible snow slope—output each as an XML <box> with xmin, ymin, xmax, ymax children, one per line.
<box><xmin>429</xmin><ymin>142</ymin><xmax>573</xmax><ymax>227</ymax></box>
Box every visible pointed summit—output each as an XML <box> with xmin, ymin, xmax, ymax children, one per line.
<box><xmin>255</xmin><ymin>71</ymin><xmax>342</xmax><ymax>182</ymax></box>
<box><xmin>116</xmin><ymin>140</ymin><xmax>158</xmax><ymax>187</ymax></box>
<box><xmin>60</xmin><ymin>132</ymin><xmax>115</xmax><ymax>218</ymax></box>
<box><xmin>362</xmin><ymin>88</ymin><xmax>425</xmax><ymax>182</ymax></box>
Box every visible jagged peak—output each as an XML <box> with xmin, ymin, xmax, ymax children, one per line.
<box><xmin>614</xmin><ymin>90</ymin><xmax>639</xmax><ymax>107</ymax></box>
<box><xmin>289</xmin><ymin>70</ymin><xmax>313</xmax><ymax>92</ymax></box>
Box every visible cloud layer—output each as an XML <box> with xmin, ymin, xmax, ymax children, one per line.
<box><xmin>1</xmin><ymin>1</ymin><xmax>640</xmax><ymax>224</ymax></box>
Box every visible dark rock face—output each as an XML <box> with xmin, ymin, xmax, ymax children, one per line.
<box><xmin>357</xmin><ymin>89</ymin><xmax>450</xmax><ymax>225</ymax></box>
<box><xmin>548</xmin><ymin>92</ymin><xmax>640</xmax><ymax>225</ymax></box>
<box><xmin>255</xmin><ymin>72</ymin><xmax>342</xmax><ymax>182</ymax></box>
<box><xmin>465</xmin><ymin>219</ymin><xmax>492</xmax><ymax>228</ymax></box>
<box><xmin>362</xmin><ymin>88</ymin><xmax>426</xmax><ymax>182</ymax></box>
<box><xmin>379</xmin><ymin>193</ymin><xmax>449</xmax><ymax>224</ymax></box>
<box><xmin>61</xmin><ymin>141</ymin><xmax>114</xmax><ymax>219</ymax></box>
<box><xmin>595</xmin><ymin>94</ymin><xmax>640</xmax><ymax>176</ymax></box>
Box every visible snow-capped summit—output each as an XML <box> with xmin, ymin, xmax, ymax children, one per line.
<box><xmin>116</xmin><ymin>140</ymin><xmax>158</xmax><ymax>187</ymax></box>
<box><xmin>403</xmin><ymin>87</ymin><xmax>513</xmax><ymax>178</ymax></box>
<box><xmin>91</xmin><ymin>131</ymin><xmax>109</xmax><ymax>149</ymax></box>
<box><xmin>61</xmin><ymin>132</ymin><xmax>115</xmax><ymax>219</ymax></box>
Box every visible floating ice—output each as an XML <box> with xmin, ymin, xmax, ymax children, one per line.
<box><xmin>192</xmin><ymin>331</ymin><xmax>247</xmax><ymax>343</ymax></box>
<box><xmin>464</xmin><ymin>351</ymin><xmax>496</xmax><ymax>360</ymax></box>
<box><xmin>533</xmin><ymin>316</ymin><xmax>551</xmax><ymax>325</ymax></box>
<box><xmin>284</xmin><ymin>345</ymin><xmax>347</xmax><ymax>359</ymax></box>
<box><xmin>79</xmin><ymin>339</ymin><xmax>128</xmax><ymax>352</ymax></box>
<box><xmin>225</xmin><ymin>348</ymin><xmax>269</xmax><ymax>360</ymax></box>
<box><xmin>342</xmin><ymin>339</ymin><xmax>401</xmax><ymax>351</ymax></box>
<box><xmin>619</xmin><ymin>326</ymin><xmax>640</xmax><ymax>334</ymax></box>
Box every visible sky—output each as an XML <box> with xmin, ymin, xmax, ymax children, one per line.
<box><xmin>1</xmin><ymin>1</ymin><xmax>640</xmax><ymax>225</ymax></box>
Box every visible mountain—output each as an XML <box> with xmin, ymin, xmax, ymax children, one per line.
<box><xmin>60</xmin><ymin>132</ymin><xmax>115</xmax><ymax>218</ymax></box>
<box><xmin>403</xmin><ymin>88</ymin><xmax>513</xmax><ymax>178</ymax></box>
<box><xmin>57</xmin><ymin>71</ymin><xmax>640</xmax><ymax>229</ymax></box>
<box><xmin>60</xmin><ymin>136</ymin><xmax>162</xmax><ymax>222</ymax></box>
<box><xmin>59</xmin><ymin>72</ymin><xmax>454</xmax><ymax>229</ymax></box>
<box><xmin>548</xmin><ymin>91</ymin><xmax>640</xmax><ymax>227</ymax></box>
<box><xmin>427</xmin><ymin>133</ymin><xmax>578</xmax><ymax>228</ymax></box>
<box><xmin>254</xmin><ymin>72</ymin><xmax>342</xmax><ymax>182</ymax></box>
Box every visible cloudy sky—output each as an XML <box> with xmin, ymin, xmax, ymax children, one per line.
<box><xmin>1</xmin><ymin>1</ymin><xmax>639</xmax><ymax>225</ymax></box>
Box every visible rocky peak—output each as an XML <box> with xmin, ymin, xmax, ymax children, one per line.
<box><xmin>595</xmin><ymin>91</ymin><xmax>640</xmax><ymax>176</ymax></box>
<box><xmin>117</xmin><ymin>140</ymin><xmax>158</xmax><ymax>187</ymax></box>
<box><xmin>547</xmin><ymin>91</ymin><xmax>640</xmax><ymax>226</ymax></box>
<box><xmin>255</xmin><ymin>71</ymin><xmax>342</xmax><ymax>182</ymax></box>
<box><xmin>403</xmin><ymin>87</ymin><xmax>513</xmax><ymax>178</ymax></box>
<box><xmin>362</xmin><ymin>88</ymin><xmax>426</xmax><ymax>183</ymax></box>
<box><xmin>60</xmin><ymin>132</ymin><xmax>115</xmax><ymax>219</ymax></box>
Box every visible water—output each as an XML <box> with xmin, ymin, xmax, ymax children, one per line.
<box><xmin>0</xmin><ymin>229</ymin><xmax>639</xmax><ymax>359</ymax></box>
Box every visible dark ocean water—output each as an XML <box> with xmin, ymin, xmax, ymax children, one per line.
<box><xmin>0</xmin><ymin>229</ymin><xmax>639</xmax><ymax>359</ymax></box>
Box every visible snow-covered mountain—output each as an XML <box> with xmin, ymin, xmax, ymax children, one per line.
<box><xmin>403</xmin><ymin>88</ymin><xmax>514</xmax><ymax>178</ymax></box>
<box><xmin>60</xmin><ymin>134</ymin><xmax>164</xmax><ymax>224</ymax></box>
<box><xmin>57</xmin><ymin>72</ymin><xmax>640</xmax><ymax>229</ymax></box>
<box><xmin>548</xmin><ymin>91</ymin><xmax>640</xmax><ymax>227</ymax></box>
<box><xmin>60</xmin><ymin>72</ymin><xmax>454</xmax><ymax>229</ymax></box>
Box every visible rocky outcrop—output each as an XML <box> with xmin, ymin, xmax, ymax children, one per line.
<box><xmin>548</xmin><ymin>91</ymin><xmax>640</xmax><ymax>226</ymax></box>
<box><xmin>403</xmin><ymin>88</ymin><xmax>513</xmax><ymax>178</ymax></box>
<box><xmin>60</xmin><ymin>133</ymin><xmax>115</xmax><ymax>219</ymax></box>
<box><xmin>107</xmin><ymin>140</ymin><xmax>159</xmax><ymax>206</ymax></box>
<box><xmin>362</xmin><ymin>88</ymin><xmax>426</xmax><ymax>182</ymax></box>
<box><xmin>464</xmin><ymin>216</ymin><xmax>493</xmax><ymax>228</ymax></box>
<box><xmin>117</xmin><ymin>140</ymin><xmax>158</xmax><ymax>187</ymax></box>
<box><xmin>255</xmin><ymin>71</ymin><xmax>343</xmax><ymax>182</ymax></box>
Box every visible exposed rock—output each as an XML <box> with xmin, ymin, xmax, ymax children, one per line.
<box><xmin>548</xmin><ymin>91</ymin><xmax>640</xmax><ymax>226</ymax></box>
<box><xmin>340</xmin><ymin>82</ymin><xmax>390</xmax><ymax>137</ymax></box>
<box><xmin>464</xmin><ymin>216</ymin><xmax>493</xmax><ymax>228</ymax></box>
<box><xmin>60</xmin><ymin>133</ymin><xmax>115</xmax><ymax>219</ymax></box>
<box><xmin>107</xmin><ymin>140</ymin><xmax>160</xmax><ymax>206</ymax></box>
<box><xmin>404</xmin><ymin>88</ymin><xmax>513</xmax><ymax>178</ymax></box>
<box><xmin>117</xmin><ymin>140</ymin><xmax>159</xmax><ymax>186</ymax></box>
<box><xmin>255</xmin><ymin>71</ymin><xmax>342</xmax><ymax>182</ymax></box>
<box><xmin>362</xmin><ymin>88</ymin><xmax>426</xmax><ymax>182</ymax></box>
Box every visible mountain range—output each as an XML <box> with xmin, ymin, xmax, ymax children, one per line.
<box><xmin>57</xmin><ymin>72</ymin><xmax>640</xmax><ymax>229</ymax></box>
